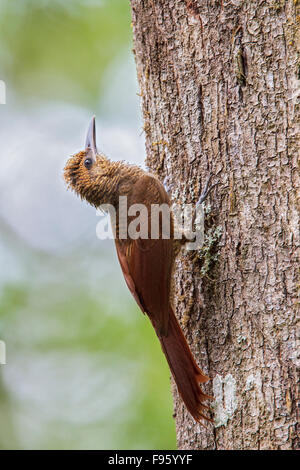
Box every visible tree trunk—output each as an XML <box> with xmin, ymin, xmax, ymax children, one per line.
<box><xmin>130</xmin><ymin>0</ymin><xmax>299</xmax><ymax>450</ymax></box>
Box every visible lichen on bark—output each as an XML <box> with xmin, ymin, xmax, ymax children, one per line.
<box><xmin>130</xmin><ymin>0</ymin><xmax>300</xmax><ymax>450</ymax></box>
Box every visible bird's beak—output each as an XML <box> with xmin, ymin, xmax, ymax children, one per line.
<box><xmin>85</xmin><ymin>115</ymin><xmax>98</xmax><ymax>162</ymax></box>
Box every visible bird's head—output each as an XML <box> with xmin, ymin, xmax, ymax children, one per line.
<box><xmin>64</xmin><ymin>116</ymin><xmax>111</xmax><ymax>207</ymax></box>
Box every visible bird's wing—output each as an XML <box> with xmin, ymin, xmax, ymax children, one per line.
<box><xmin>114</xmin><ymin>175</ymin><xmax>174</xmax><ymax>336</ymax></box>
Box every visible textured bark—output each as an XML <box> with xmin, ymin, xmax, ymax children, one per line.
<box><xmin>130</xmin><ymin>0</ymin><xmax>299</xmax><ymax>450</ymax></box>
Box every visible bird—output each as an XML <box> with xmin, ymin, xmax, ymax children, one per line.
<box><xmin>64</xmin><ymin>116</ymin><xmax>213</xmax><ymax>422</ymax></box>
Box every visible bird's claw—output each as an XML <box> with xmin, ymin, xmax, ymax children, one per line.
<box><xmin>197</xmin><ymin>173</ymin><xmax>220</xmax><ymax>206</ymax></box>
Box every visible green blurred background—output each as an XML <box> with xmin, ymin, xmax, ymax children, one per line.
<box><xmin>0</xmin><ymin>0</ymin><xmax>176</xmax><ymax>449</ymax></box>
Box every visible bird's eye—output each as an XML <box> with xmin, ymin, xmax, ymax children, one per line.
<box><xmin>84</xmin><ymin>158</ymin><xmax>93</xmax><ymax>169</ymax></box>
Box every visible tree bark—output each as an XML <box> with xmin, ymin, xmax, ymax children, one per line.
<box><xmin>130</xmin><ymin>0</ymin><xmax>299</xmax><ymax>450</ymax></box>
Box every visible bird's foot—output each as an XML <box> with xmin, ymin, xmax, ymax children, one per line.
<box><xmin>197</xmin><ymin>173</ymin><xmax>220</xmax><ymax>206</ymax></box>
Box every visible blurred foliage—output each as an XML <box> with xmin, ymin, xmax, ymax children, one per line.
<box><xmin>0</xmin><ymin>0</ymin><xmax>176</xmax><ymax>450</ymax></box>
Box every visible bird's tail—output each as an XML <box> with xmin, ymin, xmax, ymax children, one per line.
<box><xmin>157</xmin><ymin>308</ymin><xmax>212</xmax><ymax>422</ymax></box>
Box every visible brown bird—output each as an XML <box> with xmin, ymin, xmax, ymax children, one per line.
<box><xmin>64</xmin><ymin>117</ymin><xmax>213</xmax><ymax>422</ymax></box>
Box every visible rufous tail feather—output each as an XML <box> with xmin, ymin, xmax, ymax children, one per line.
<box><xmin>155</xmin><ymin>308</ymin><xmax>212</xmax><ymax>422</ymax></box>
